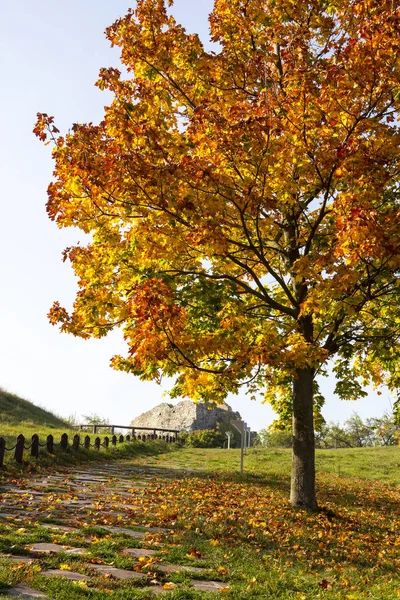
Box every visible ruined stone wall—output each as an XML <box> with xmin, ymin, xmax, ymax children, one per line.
<box><xmin>130</xmin><ymin>400</ymin><xmax>241</xmax><ymax>432</ymax></box>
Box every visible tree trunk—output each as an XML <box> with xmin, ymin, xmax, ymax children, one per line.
<box><xmin>290</xmin><ymin>366</ymin><xmax>318</xmax><ymax>510</ymax></box>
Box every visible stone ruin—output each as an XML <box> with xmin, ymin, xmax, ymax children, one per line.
<box><xmin>130</xmin><ymin>400</ymin><xmax>242</xmax><ymax>433</ymax></box>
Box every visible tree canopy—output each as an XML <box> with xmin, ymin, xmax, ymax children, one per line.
<box><xmin>35</xmin><ymin>0</ymin><xmax>400</xmax><ymax>508</ymax></box>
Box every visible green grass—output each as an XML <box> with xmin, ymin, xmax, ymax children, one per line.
<box><xmin>0</xmin><ymin>433</ymin><xmax>173</xmax><ymax>474</ymax></box>
<box><xmin>145</xmin><ymin>445</ymin><xmax>400</xmax><ymax>484</ymax></box>
<box><xmin>119</xmin><ymin>446</ymin><xmax>400</xmax><ymax>599</ymax></box>
<box><xmin>0</xmin><ymin>421</ymin><xmax>174</xmax><ymax>472</ymax></box>
<box><xmin>0</xmin><ymin>388</ymin><xmax>68</xmax><ymax>428</ymax></box>
<box><xmin>0</xmin><ymin>387</ymin><xmax>176</xmax><ymax>471</ymax></box>
<box><xmin>0</xmin><ymin>446</ymin><xmax>399</xmax><ymax>598</ymax></box>
<box><xmin>0</xmin><ymin>386</ymin><xmax>399</xmax><ymax>598</ymax></box>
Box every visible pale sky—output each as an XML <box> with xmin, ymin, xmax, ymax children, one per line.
<box><xmin>0</xmin><ymin>0</ymin><xmax>393</xmax><ymax>431</ymax></box>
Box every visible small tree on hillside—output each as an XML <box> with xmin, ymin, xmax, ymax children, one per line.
<box><xmin>82</xmin><ymin>413</ymin><xmax>110</xmax><ymax>426</ymax></box>
<box><xmin>35</xmin><ymin>0</ymin><xmax>400</xmax><ymax>509</ymax></box>
<box><xmin>371</xmin><ymin>412</ymin><xmax>400</xmax><ymax>446</ymax></box>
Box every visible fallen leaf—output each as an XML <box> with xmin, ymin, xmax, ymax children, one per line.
<box><xmin>163</xmin><ymin>582</ymin><xmax>177</xmax><ymax>590</ymax></box>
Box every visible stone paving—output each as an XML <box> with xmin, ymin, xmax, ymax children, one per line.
<box><xmin>26</xmin><ymin>543</ymin><xmax>86</xmax><ymax>556</ymax></box>
<box><xmin>40</xmin><ymin>569</ymin><xmax>90</xmax><ymax>582</ymax></box>
<box><xmin>0</xmin><ymin>462</ymin><xmax>227</xmax><ymax>598</ymax></box>
<box><xmin>7</xmin><ymin>584</ymin><xmax>48</xmax><ymax>598</ymax></box>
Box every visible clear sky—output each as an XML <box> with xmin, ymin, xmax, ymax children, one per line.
<box><xmin>0</xmin><ymin>0</ymin><xmax>393</xmax><ymax>431</ymax></box>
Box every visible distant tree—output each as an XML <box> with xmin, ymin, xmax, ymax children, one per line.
<box><xmin>82</xmin><ymin>413</ymin><xmax>110</xmax><ymax>426</ymax></box>
<box><xmin>315</xmin><ymin>412</ymin><xmax>400</xmax><ymax>448</ymax></box>
<box><xmin>368</xmin><ymin>412</ymin><xmax>399</xmax><ymax>446</ymax></box>
<box><xmin>315</xmin><ymin>422</ymin><xmax>352</xmax><ymax>448</ymax></box>
<box><xmin>342</xmin><ymin>413</ymin><xmax>373</xmax><ymax>447</ymax></box>
<box><xmin>255</xmin><ymin>428</ymin><xmax>292</xmax><ymax>448</ymax></box>
<box><xmin>65</xmin><ymin>413</ymin><xmax>79</xmax><ymax>427</ymax></box>
<box><xmin>35</xmin><ymin>0</ymin><xmax>400</xmax><ymax>509</ymax></box>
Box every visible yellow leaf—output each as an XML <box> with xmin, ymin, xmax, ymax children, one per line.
<box><xmin>163</xmin><ymin>582</ymin><xmax>177</xmax><ymax>590</ymax></box>
<box><xmin>31</xmin><ymin>565</ymin><xmax>42</xmax><ymax>573</ymax></box>
<box><xmin>217</xmin><ymin>566</ymin><xmax>228</xmax><ymax>574</ymax></box>
<box><xmin>73</xmin><ymin>581</ymin><xmax>89</xmax><ymax>589</ymax></box>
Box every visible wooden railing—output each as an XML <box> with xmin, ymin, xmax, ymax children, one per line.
<box><xmin>0</xmin><ymin>428</ymin><xmax>179</xmax><ymax>468</ymax></box>
<box><xmin>76</xmin><ymin>424</ymin><xmax>180</xmax><ymax>437</ymax></box>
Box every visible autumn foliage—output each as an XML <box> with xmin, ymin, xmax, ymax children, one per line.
<box><xmin>35</xmin><ymin>0</ymin><xmax>400</xmax><ymax>508</ymax></box>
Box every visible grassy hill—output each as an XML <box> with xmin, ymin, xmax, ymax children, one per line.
<box><xmin>0</xmin><ymin>387</ymin><xmax>68</xmax><ymax>428</ymax></box>
<box><xmin>150</xmin><ymin>445</ymin><xmax>400</xmax><ymax>484</ymax></box>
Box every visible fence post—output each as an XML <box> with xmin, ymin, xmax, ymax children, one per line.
<box><xmin>31</xmin><ymin>434</ymin><xmax>39</xmax><ymax>459</ymax></box>
<box><xmin>72</xmin><ymin>434</ymin><xmax>80</xmax><ymax>450</ymax></box>
<box><xmin>132</xmin><ymin>428</ymin><xmax>135</xmax><ymax>438</ymax></box>
<box><xmin>126</xmin><ymin>434</ymin><xmax>130</xmax><ymax>442</ymax></box>
<box><xmin>46</xmin><ymin>434</ymin><xmax>54</xmax><ymax>454</ymax></box>
<box><xmin>15</xmin><ymin>434</ymin><xmax>25</xmax><ymax>464</ymax></box>
<box><xmin>112</xmin><ymin>435</ymin><xmax>117</xmax><ymax>446</ymax></box>
<box><xmin>0</xmin><ymin>437</ymin><xmax>5</xmax><ymax>467</ymax></box>
<box><xmin>95</xmin><ymin>437</ymin><xmax>100</xmax><ymax>451</ymax></box>
<box><xmin>104</xmin><ymin>436</ymin><xmax>109</xmax><ymax>449</ymax></box>
<box><xmin>84</xmin><ymin>435</ymin><xmax>90</xmax><ymax>449</ymax></box>
<box><xmin>111</xmin><ymin>426</ymin><xmax>115</xmax><ymax>435</ymax></box>
<box><xmin>60</xmin><ymin>433</ymin><xmax>68</xmax><ymax>450</ymax></box>
<box><xmin>119</xmin><ymin>434</ymin><xmax>124</xmax><ymax>444</ymax></box>
<box><xmin>93</xmin><ymin>425</ymin><xmax>97</xmax><ymax>434</ymax></box>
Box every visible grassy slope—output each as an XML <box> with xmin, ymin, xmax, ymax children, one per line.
<box><xmin>0</xmin><ymin>388</ymin><xmax>68</xmax><ymax>428</ymax></box>
<box><xmin>0</xmin><ymin>387</ymin><xmax>174</xmax><ymax>470</ymax></box>
<box><xmin>160</xmin><ymin>445</ymin><xmax>400</xmax><ymax>484</ymax></box>
<box><xmin>0</xmin><ymin>388</ymin><xmax>79</xmax><ymax>465</ymax></box>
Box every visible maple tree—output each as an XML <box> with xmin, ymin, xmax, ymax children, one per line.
<box><xmin>35</xmin><ymin>0</ymin><xmax>400</xmax><ymax>509</ymax></box>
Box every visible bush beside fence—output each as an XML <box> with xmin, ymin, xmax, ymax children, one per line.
<box><xmin>0</xmin><ymin>429</ymin><xmax>179</xmax><ymax>467</ymax></box>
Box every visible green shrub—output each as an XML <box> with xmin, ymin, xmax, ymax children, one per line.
<box><xmin>255</xmin><ymin>429</ymin><xmax>293</xmax><ymax>448</ymax></box>
<box><xmin>183</xmin><ymin>429</ymin><xmax>225</xmax><ymax>448</ymax></box>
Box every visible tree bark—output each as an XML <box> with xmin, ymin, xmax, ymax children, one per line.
<box><xmin>290</xmin><ymin>366</ymin><xmax>318</xmax><ymax>510</ymax></box>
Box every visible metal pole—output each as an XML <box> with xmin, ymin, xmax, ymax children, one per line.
<box><xmin>240</xmin><ymin>428</ymin><xmax>244</xmax><ymax>475</ymax></box>
<box><xmin>231</xmin><ymin>420</ymin><xmax>245</xmax><ymax>476</ymax></box>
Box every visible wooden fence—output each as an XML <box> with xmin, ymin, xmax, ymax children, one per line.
<box><xmin>75</xmin><ymin>424</ymin><xmax>180</xmax><ymax>437</ymax></box>
<box><xmin>0</xmin><ymin>428</ymin><xmax>179</xmax><ymax>468</ymax></box>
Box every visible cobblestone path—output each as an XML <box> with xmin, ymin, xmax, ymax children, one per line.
<box><xmin>0</xmin><ymin>462</ymin><xmax>226</xmax><ymax>599</ymax></box>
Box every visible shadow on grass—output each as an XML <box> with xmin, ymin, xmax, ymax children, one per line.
<box><xmin>129</xmin><ymin>462</ymin><xmax>292</xmax><ymax>493</ymax></box>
